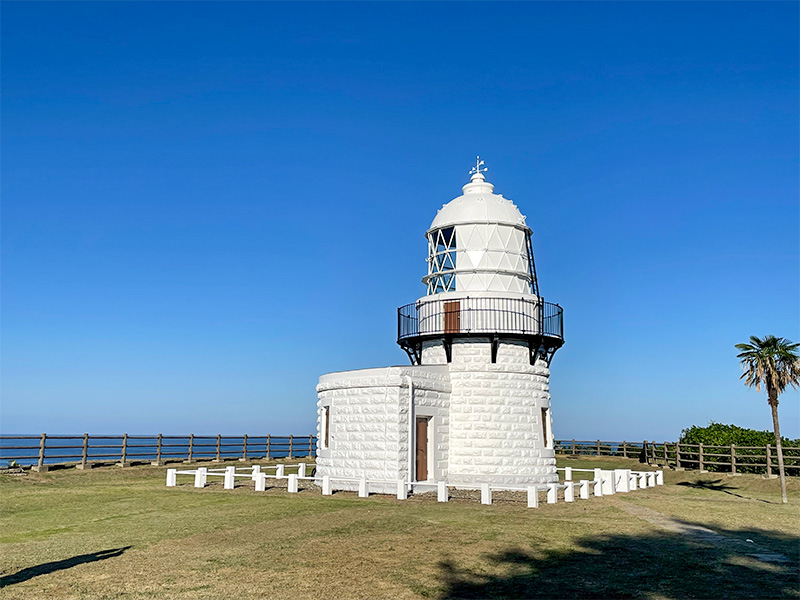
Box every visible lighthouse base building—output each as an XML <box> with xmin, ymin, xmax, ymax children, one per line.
<box><xmin>316</xmin><ymin>162</ymin><xmax>563</xmax><ymax>493</ymax></box>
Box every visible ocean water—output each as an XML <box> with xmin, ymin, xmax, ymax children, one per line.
<box><xmin>0</xmin><ymin>435</ymin><xmax>317</xmax><ymax>466</ymax></box>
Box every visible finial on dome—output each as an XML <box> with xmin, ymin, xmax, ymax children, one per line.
<box><xmin>469</xmin><ymin>156</ymin><xmax>488</xmax><ymax>181</ymax></box>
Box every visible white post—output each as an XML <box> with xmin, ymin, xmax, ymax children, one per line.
<box><xmin>397</xmin><ymin>479</ymin><xmax>408</xmax><ymax>500</ymax></box>
<box><xmin>564</xmin><ymin>467</ymin><xmax>572</xmax><ymax>481</ymax></box>
<box><xmin>251</xmin><ymin>465</ymin><xmax>261</xmax><ymax>481</ymax></box>
<box><xmin>166</xmin><ymin>469</ymin><xmax>177</xmax><ymax>487</ymax></box>
<box><xmin>527</xmin><ymin>485</ymin><xmax>539</xmax><ymax>508</ymax></box>
<box><xmin>194</xmin><ymin>467</ymin><xmax>207</xmax><ymax>488</ymax></box>
<box><xmin>564</xmin><ymin>482</ymin><xmax>575</xmax><ymax>502</ymax></box>
<box><xmin>614</xmin><ymin>469</ymin><xmax>630</xmax><ymax>493</ymax></box>
<box><xmin>656</xmin><ymin>470</ymin><xmax>664</xmax><ymax>485</ymax></box>
<box><xmin>437</xmin><ymin>481</ymin><xmax>448</xmax><ymax>502</ymax></box>
<box><xmin>593</xmin><ymin>479</ymin><xmax>603</xmax><ymax>497</ymax></box>
<box><xmin>358</xmin><ymin>477</ymin><xmax>368</xmax><ymax>498</ymax></box>
<box><xmin>276</xmin><ymin>464</ymin><xmax>285</xmax><ymax>478</ymax></box>
<box><xmin>547</xmin><ymin>483</ymin><xmax>558</xmax><ymax>504</ymax></box>
<box><xmin>224</xmin><ymin>466</ymin><xmax>236</xmax><ymax>490</ymax></box>
<box><xmin>579</xmin><ymin>480</ymin><xmax>590</xmax><ymax>500</ymax></box>
<box><xmin>297</xmin><ymin>463</ymin><xmax>306</xmax><ymax>478</ymax></box>
<box><xmin>288</xmin><ymin>474</ymin><xmax>299</xmax><ymax>493</ymax></box>
<box><xmin>629</xmin><ymin>472</ymin><xmax>638</xmax><ymax>491</ymax></box>
<box><xmin>638</xmin><ymin>472</ymin><xmax>648</xmax><ymax>488</ymax></box>
<box><xmin>481</xmin><ymin>483</ymin><xmax>492</xmax><ymax>505</ymax></box>
<box><xmin>322</xmin><ymin>475</ymin><xmax>332</xmax><ymax>495</ymax></box>
<box><xmin>255</xmin><ymin>473</ymin><xmax>266</xmax><ymax>492</ymax></box>
<box><xmin>601</xmin><ymin>470</ymin><xmax>616</xmax><ymax>495</ymax></box>
<box><xmin>647</xmin><ymin>472</ymin><xmax>656</xmax><ymax>487</ymax></box>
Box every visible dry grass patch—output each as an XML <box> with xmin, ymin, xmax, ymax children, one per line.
<box><xmin>1</xmin><ymin>458</ymin><xmax>797</xmax><ymax>599</ymax></box>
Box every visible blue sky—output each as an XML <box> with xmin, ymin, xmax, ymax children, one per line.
<box><xmin>2</xmin><ymin>2</ymin><xmax>798</xmax><ymax>439</ymax></box>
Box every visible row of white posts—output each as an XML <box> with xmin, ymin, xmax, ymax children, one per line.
<box><xmin>166</xmin><ymin>464</ymin><xmax>663</xmax><ymax>507</ymax></box>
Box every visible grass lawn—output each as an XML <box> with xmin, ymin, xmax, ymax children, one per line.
<box><xmin>1</xmin><ymin>456</ymin><xmax>798</xmax><ymax>599</ymax></box>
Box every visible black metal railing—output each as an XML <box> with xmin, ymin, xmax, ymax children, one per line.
<box><xmin>397</xmin><ymin>296</ymin><xmax>563</xmax><ymax>342</ymax></box>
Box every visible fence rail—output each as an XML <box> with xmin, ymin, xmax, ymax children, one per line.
<box><xmin>2</xmin><ymin>434</ymin><xmax>797</xmax><ymax>478</ymax></box>
<box><xmin>0</xmin><ymin>434</ymin><xmax>317</xmax><ymax>470</ymax></box>
<box><xmin>554</xmin><ymin>438</ymin><xmax>800</xmax><ymax>477</ymax></box>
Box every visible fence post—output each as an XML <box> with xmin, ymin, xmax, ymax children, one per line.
<box><xmin>663</xmin><ymin>441</ymin><xmax>669</xmax><ymax>468</ymax></box>
<box><xmin>766</xmin><ymin>444</ymin><xmax>773</xmax><ymax>478</ymax></box>
<box><xmin>699</xmin><ymin>443</ymin><xmax>704</xmax><ymax>472</ymax></box>
<box><xmin>596</xmin><ymin>440</ymin><xmax>601</xmax><ymax>456</ymax></box>
<box><xmin>651</xmin><ymin>441</ymin><xmax>657</xmax><ymax>465</ymax></box>
<box><xmin>642</xmin><ymin>441</ymin><xmax>647</xmax><ymax>463</ymax></box>
<box><xmin>289</xmin><ymin>435</ymin><xmax>294</xmax><ymax>459</ymax></box>
<box><xmin>32</xmin><ymin>433</ymin><xmax>48</xmax><ymax>472</ymax></box>
<box><xmin>215</xmin><ymin>434</ymin><xmax>221</xmax><ymax>462</ymax></box>
<box><xmin>622</xmin><ymin>441</ymin><xmax>627</xmax><ymax>458</ymax></box>
<box><xmin>571</xmin><ymin>439</ymin><xmax>576</xmax><ymax>454</ymax></box>
<box><xmin>77</xmin><ymin>433</ymin><xmax>89</xmax><ymax>469</ymax></box>
<box><xmin>186</xmin><ymin>434</ymin><xmax>194</xmax><ymax>463</ymax></box>
<box><xmin>241</xmin><ymin>434</ymin><xmax>248</xmax><ymax>462</ymax></box>
<box><xmin>731</xmin><ymin>444</ymin><xmax>736</xmax><ymax>475</ymax></box>
<box><xmin>266</xmin><ymin>434</ymin><xmax>271</xmax><ymax>460</ymax></box>
<box><xmin>119</xmin><ymin>434</ymin><xmax>129</xmax><ymax>467</ymax></box>
<box><xmin>308</xmin><ymin>434</ymin><xmax>314</xmax><ymax>458</ymax></box>
<box><xmin>153</xmin><ymin>434</ymin><xmax>163</xmax><ymax>466</ymax></box>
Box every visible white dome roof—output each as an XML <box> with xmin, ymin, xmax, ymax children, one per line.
<box><xmin>429</xmin><ymin>172</ymin><xmax>527</xmax><ymax>231</ymax></box>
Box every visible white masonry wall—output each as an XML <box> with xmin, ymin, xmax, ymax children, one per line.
<box><xmin>316</xmin><ymin>365</ymin><xmax>450</xmax><ymax>493</ymax></box>
<box><xmin>446</xmin><ymin>338</ymin><xmax>557</xmax><ymax>489</ymax></box>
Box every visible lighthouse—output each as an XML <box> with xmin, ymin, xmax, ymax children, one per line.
<box><xmin>316</xmin><ymin>160</ymin><xmax>564</xmax><ymax>492</ymax></box>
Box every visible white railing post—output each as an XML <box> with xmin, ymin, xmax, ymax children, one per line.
<box><xmin>601</xmin><ymin>470</ymin><xmax>616</xmax><ymax>495</ymax></box>
<box><xmin>251</xmin><ymin>465</ymin><xmax>261</xmax><ymax>481</ymax></box>
<box><xmin>224</xmin><ymin>466</ymin><xmax>236</xmax><ymax>490</ymax></box>
<box><xmin>194</xmin><ymin>467</ymin><xmax>207</xmax><ymax>488</ymax></box>
<box><xmin>629</xmin><ymin>472</ymin><xmax>638</xmax><ymax>491</ymax></box>
<box><xmin>297</xmin><ymin>463</ymin><xmax>306</xmax><ymax>478</ymax></box>
<box><xmin>656</xmin><ymin>470</ymin><xmax>664</xmax><ymax>485</ymax></box>
<box><xmin>614</xmin><ymin>469</ymin><xmax>630</xmax><ymax>493</ymax></box>
<box><xmin>593</xmin><ymin>479</ymin><xmax>603</xmax><ymax>497</ymax></box>
<box><xmin>547</xmin><ymin>483</ymin><xmax>558</xmax><ymax>503</ymax></box>
<box><xmin>647</xmin><ymin>472</ymin><xmax>656</xmax><ymax>487</ymax></box>
<box><xmin>481</xmin><ymin>483</ymin><xmax>492</xmax><ymax>505</ymax></box>
<box><xmin>564</xmin><ymin>467</ymin><xmax>572</xmax><ymax>481</ymax></box>
<box><xmin>358</xmin><ymin>477</ymin><xmax>368</xmax><ymax>498</ymax></box>
<box><xmin>579</xmin><ymin>480</ymin><xmax>590</xmax><ymax>499</ymax></box>
<box><xmin>437</xmin><ymin>481</ymin><xmax>448</xmax><ymax>502</ymax></box>
<box><xmin>397</xmin><ymin>479</ymin><xmax>408</xmax><ymax>500</ymax></box>
<box><xmin>276</xmin><ymin>464</ymin><xmax>285</xmax><ymax>478</ymax></box>
<box><xmin>255</xmin><ymin>473</ymin><xmax>266</xmax><ymax>492</ymax></box>
<box><xmin>638</xmin><ymin>472</ymin><xmax>648</xmax><ymax>488</ymax></box>
<box><xmin>288</xmin><ymin>474</ymin><xmax>299</xmax><ymax>493</ymax></box>
<box><xmin>527</xmin><ymin>486</ymin><xmax>539</xmax><ymax>508</ymax></box>
<box><xmin>564</xmin><ymin>482</ymin><xmax>575</xmax><ymax>502</ymax></box>
<box><xmin>166</xmin><ymin>468</ymin><xmax>177</xmax><ymax>487</ymax></box>
<box><xmin>322</xmin><ymin>475</ymin><xmax>332</xmax><ymax>496</ymax></box>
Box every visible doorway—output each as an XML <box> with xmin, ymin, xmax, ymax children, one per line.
<box><xmin>415</xmin><ymin>416</ymin><xmax>431</xmax><ymax>481</ymax></box>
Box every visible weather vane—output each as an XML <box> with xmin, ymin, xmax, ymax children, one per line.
<box><xmin>469</xmin><ymin>156</ymin><xmax>488</xmax><ymax>177</ymax></box>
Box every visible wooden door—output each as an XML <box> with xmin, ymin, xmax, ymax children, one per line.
<box><xmin>444</xmin><ymin>301</ymin><xmax>460</xmax><ymax>334</ymax></box>
<box><xmin>415</xmin><ymin>417</ymin><xmax>429</xmax><ymax>481</ymax></box>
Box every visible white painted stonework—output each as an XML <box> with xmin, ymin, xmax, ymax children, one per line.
<box><xmin>317</xmin><ymin>161</ymin><xmax>563</xmax><ymax>492</ymax></box>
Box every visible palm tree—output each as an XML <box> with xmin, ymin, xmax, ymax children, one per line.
<box><xmin>735</xmin><ymin>335</ymin><xmax>800</xmax><ymax>504</ymax></box>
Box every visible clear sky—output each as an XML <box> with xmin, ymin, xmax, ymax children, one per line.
<box><xmin>2</xmin><ymin>2</ymin><xmax>798</xmax><ymax>440</ymax></box>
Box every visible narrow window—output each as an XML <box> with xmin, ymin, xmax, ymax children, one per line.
<box><xmin>323</xmin><ymin>406</ymin><xmax>330</xmax><ymax>449</ymax></box>
<box><xmin>541</xmin><ymin>408</ymin><xmax>549</xmax><ymax>448</ymax></box>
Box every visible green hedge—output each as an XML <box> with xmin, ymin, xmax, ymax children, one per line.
<box><xmin>676</xmin><ymin>423</ymin><xmax>800</xmax><ymax>474</ymax></box>
<box><xmin>679</xmin><ymin>422</ymin><xmax>800</xmax><ymax>448</ymax></box>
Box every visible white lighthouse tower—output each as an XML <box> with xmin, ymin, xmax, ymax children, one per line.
<box><xmin>316</xmin><ymin>160</ymin><xmax>564</xmax><ymax>492</ymax></box>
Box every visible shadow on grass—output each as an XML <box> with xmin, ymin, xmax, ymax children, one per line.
<box><xmin>676</xmin><ymin>479</ymin><xmax>773</xmax><ymax>503</ymax></box>
<box><xmin>0</xmin><ymin>546</ymin><xmax>132</xmax><ymax>587</ymax></box>
<box><xmin>437</xmin><ymin>523</ymin><xmax>798</xmax><ymax>599</ymax></box>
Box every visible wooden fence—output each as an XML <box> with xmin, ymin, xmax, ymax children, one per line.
<box><xmin>2</xmin><ymin>435</ymin><xmax>797</xmax><ymax>477</ymax></box>
<box><xmin>0</xmin><ymin>434</ymin><xmax>316</xmax><ymax>471</ymax></box>
<box><xmin>554</xmin><ymin>438</ymin><xmax>800</xmax><ymax>477</ymax></box>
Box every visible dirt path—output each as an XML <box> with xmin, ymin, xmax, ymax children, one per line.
<box><xmin>613</xmin><ymin>499</ymin><xmax>791</xmax><ymax>564</ymax></box>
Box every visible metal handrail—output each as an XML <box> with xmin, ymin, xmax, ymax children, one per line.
<box><xmin>397</xmin><ymin>296</ymin><xmax>563</xmax><ymax>342</ymax></box>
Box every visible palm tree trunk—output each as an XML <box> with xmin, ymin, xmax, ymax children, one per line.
<box><xmin>768</xmin><ymin>388</ymin><xmax>788</xmax><ymax>504</ymax></box>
